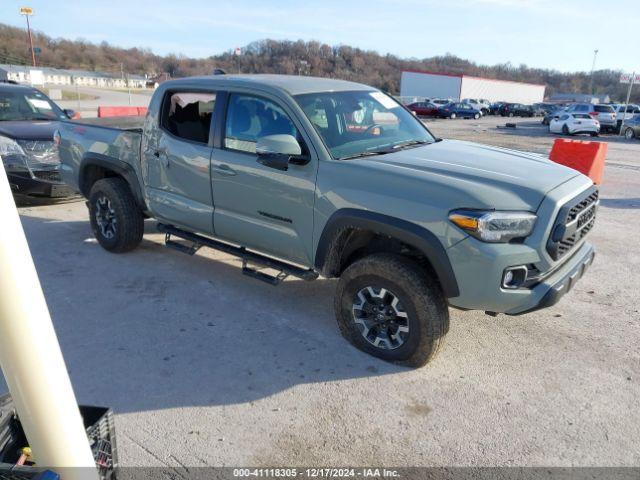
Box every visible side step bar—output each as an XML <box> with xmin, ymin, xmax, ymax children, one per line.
<box><xmin>157</xmin><ymin>223</ymin><xmax>318</xmax><ymax>285</ymax></box>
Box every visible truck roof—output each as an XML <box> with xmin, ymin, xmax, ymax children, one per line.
<box><xmin>162</xmin><ymin>74</ymin><xmax>376</xmax><ymax>96</ymax></box>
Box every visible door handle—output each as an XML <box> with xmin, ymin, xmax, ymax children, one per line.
<box><xmin>212</xmin><ymin>163</ymin><xmax>237</xmax><ymax>176</ymax></box>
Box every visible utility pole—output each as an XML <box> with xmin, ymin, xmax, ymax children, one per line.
<box><xmin>619</xmin><ymin>72</ymin><xmax>636</xmax><ymax>137</ymax></box>
<box><xmin>233</xmin><ymin>47</ymin><xmax>241</xmax><ymax>74</ymax></box>
<box><xmin>20</xmin><ymin>7</ymin><xmax>37</xmax><ymax>67</ymax></box>
<box><xmin>588</xmin><ymin>49</ymin><xmax>598</xmax><ymax>95</ymax></box>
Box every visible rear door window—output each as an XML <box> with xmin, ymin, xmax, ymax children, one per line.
<box><xmin>161</xmin><ymin>92</ymin><xmax>216</xmax><ymax>144</ymax></box>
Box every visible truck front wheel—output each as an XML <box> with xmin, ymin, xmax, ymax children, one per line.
<box><xmin>88</xmin><ymin>177</ymin><xmax>144</xmax><ymax>253</ymax></box>
<box><xmin>334</xmin><ymin>253</ymin><xmax>449</xmax><ymax>367</ymax></box>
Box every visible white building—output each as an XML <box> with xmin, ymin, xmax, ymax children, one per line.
<box><xmin>0</xmin><ymin>64</ymin><xmax>147</xmax><ymax>89</ymax></box>
<box><xmin>400</xmin><ymin>70</ymin><xmax>545</xmax><ymax>104</ymax></box>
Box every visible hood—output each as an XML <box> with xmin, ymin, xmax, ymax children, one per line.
<box><xmin>0</xmin><ymin>121</ymin><xmax>59</xmax><ymax>141</ymax></box>
<box><xmin>368</xmin><ymin>139</ymin><xmax>581</xmax><ymax>210</ymax></box>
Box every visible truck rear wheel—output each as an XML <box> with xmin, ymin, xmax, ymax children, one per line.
<box><xmin>334</xmin><ymin>253</ymin><xmax>449</xmax><ymax>367</ymax></box>
<box><xmin>88</xmin><ymin>178</ymin><xmax>144</xmax><ymax>253</ymax></box>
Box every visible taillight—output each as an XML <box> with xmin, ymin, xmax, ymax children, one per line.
<box><xmin>589</xmin><ymin>112</ymin><xmax>598</xmax><ymax>116</ymax></box>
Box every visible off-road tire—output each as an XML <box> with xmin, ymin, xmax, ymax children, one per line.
<box><xmin>334</xmin><ymin>253</ymin><xmax>449</xmax><ymax>367</ymax></box>
<box><xmin>88</xmin><ymin>177</ymin><xmax>144</xmax><ymax>253</ymax></box>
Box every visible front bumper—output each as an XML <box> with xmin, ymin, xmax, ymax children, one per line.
<box><xmin>8</xmin><ymin>171</ymin><xmax>75</xmax><ymax>198</ymax></box>
<box><xmin>448</xmin><ymin>239</ymin><xmax>595</xmax><ymax>315</ymax></box>
<box><xmin>508</xmin><ymin>243</ymin><xmax>595</xmax><ymax>315</ymax></box>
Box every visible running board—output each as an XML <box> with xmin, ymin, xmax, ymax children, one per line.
<box><xmin>165</xmin><ymin>235</ymin><xmax>201</xmax><ymax>255</ymax></box>
<box><xmin>157</xmin><ymin>223</ymin><xmax>318</xmax><ymax>285</ymax></box>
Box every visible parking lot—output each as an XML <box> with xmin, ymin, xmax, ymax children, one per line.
<box><xmin>6</xmin><ymin>116</ymin><xmax>640</xmax><ymax>469</ymax></box>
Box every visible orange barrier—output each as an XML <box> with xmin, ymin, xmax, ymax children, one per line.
<box><xmin>97</xmin><ymin>106</ymin><xmax>148</xmax><ymax>118</ymax></box>
<box><xmin>549</xmin><ymin>139</ymin><xmax>607</xmax><ymax>185</ymax></box>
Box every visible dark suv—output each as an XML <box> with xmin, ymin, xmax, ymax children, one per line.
<box><xmin>0</xmin><ymin>83</ymin><xmax>76</xmax><ymax>197</ymax></box>
<box><xmin>499</xmin><ymin>103</ymin><xmax>535</xmax><ymax>117</ymax></box>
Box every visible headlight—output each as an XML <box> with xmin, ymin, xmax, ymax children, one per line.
<box><xmin>0</xmin><ymin>135</ymin><xmax>29</xmax><ymax>170</ymax></box>
<box><xmin>0</xmin><ymin>135</ymin><xmax>26</xmax><ymax>156</ymax></box>
<box><xmin>449</xmin><ymin>209</ymin><xmax>537</xmax><ymax>243</ymax></box>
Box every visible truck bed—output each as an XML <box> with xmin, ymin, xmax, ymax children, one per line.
<box><xmin>58</xmin><ymin>120</ymin><xmax>143</xmax><ymax>195</ymax></box>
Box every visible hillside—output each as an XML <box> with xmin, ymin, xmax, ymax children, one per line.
<box><xmin>0</xmin><ymin>23</ymin><xmax>636</xmax><ymax>102</ymax></box>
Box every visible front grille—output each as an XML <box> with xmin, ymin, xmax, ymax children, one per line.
<box><xmin>547</xmin><ymin>186</ymin><xmax>598</xmax><ymax>261</ymax></box>
<box><xmin>32</xmin><ymin>170</ymin><xmax>62</xmax><ymax>182</ymax></box>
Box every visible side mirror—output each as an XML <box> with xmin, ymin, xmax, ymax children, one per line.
<box><xmin>256</xmin><ymin>134</ymin><xmax>303</xmax><ymax>171</ymax></box>
<box><xmin>63</xmin><ymin>109</ymin><xmax>79</xmax><ymax>119</ymax></box>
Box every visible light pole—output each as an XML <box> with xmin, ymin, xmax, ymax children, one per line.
<box><xmin>588</xmin><ymin>49</ymin><xmax>598</xmax><ymax>95</ymax></box>
<box><xmin>19</xmin><ymin>7</ymin><xmax>37</xmax><ymax>67</ymax></box>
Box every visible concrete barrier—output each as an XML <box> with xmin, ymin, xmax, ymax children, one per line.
<box><xmin>549</xmin><ymin>138</ymin><xmax>607</xmax><ymax>185</ymax></box>
<box><xmin>97</xmin><ymin>106</ymin><xmax>148</xmax><ymax>118</ymax></box>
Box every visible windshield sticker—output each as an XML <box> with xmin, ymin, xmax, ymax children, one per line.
<box><xmin>370</xmin><ymin>91</ymin><xmax>397</xmax><ymax>109</ymax></box>
<box><xmin>27</xmin><ymin>98</ymin><xmax>53</xmax><ymax>110</ymax></box>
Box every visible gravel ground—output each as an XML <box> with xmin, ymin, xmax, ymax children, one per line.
<box><xmin>3</xmin><ymin>116</ymin><xmax>639</xmax><ymax>469</ymax></box>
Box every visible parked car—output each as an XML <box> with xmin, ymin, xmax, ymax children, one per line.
<box><xmin>613</xmin><ymin>104</ymin><xmax>640</xmax><ymax>131</ymax></box>
<box><xmin>549</xmin><ymin>113</ymin><xmax>600</xmax><ymax>136</ymax></box>
<box><xmin>542</xmin><ymin>106</ymin><xmax>569</xmax><ymax>125</ymax></box>
<box><xmin>462</xmin><ymin>98</ymin><xmax>490</xmax><ymax>115</ymax></box>
<box><xmin>621</xmin><ymin>113</ymin><xmax>640</xmax><ymax>140</ymax></box>
<box><xmin>57</xmin><ymin>74</ymin><xmax>598</xmax><ymax>367</ymax></box>
<box><xmin>0</xmin><ymin>82</ymin><xmax>78</xmax><ymax>197</ymax></box>
<box><xmin>565</xmin><ymin>103</ymin><xmax>616</xmax><ymax>132</ymax></box>
<box><xmin>489</xmin><ymin>102</ymin><xmax>505</xmax><ymax>115</ymax></box>
<box><xmin>437</xmin><ymin>102</ymin><xmax>481</xmax><ymax>119</ymax></box>
<box><xmin>499</xmin><ymin>103</ymin><xmax>535</xmax><ymax>117</ymax></box>
<box><xmin>431</xmin><ymin>98</ymin><xmax>453</xmax><ymax>108</ymax></box>
<box><xmin>407</xmin><ymin>101</ymin><xmax>439</xmax><ymax>117</ymax></box>
<box><xmin>532</xmin><ymin>103</ymin><xmax>556</xmax><ymax>116</ymax></box>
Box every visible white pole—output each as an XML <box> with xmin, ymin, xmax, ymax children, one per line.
<box><xmin>588</xmin><ymin>49</ymin><xmax>598</xmax><ymax>94</ymax></box>
<box><xmin>0</xmin><ymin>166</ymin><xmax>98</xmax><ymax>480</ymax></box>
<box><xmin>619</xmin><ymin>72</ymin><xmax>635</xmax><ymax>137</ymax></box>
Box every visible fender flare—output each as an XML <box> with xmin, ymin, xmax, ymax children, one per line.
<box><xmin>314</xmin><ymin>209</ymin><xmax>459</xmax><ymax>298</ymax></box>
<box><xmin>79</xmin><ymin>153</ymin><xmax>147</xmax><ymax>211</ymax></box>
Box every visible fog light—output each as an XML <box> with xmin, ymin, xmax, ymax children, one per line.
<box><xmin>502</xmin><ymin>266</ymin><xmax>528</xmax><ymax>289</ymax></box>
<box><xmin>503</xmin><ymin>270</ymin><xmax>514</xmax><ymax>285</ymax></box>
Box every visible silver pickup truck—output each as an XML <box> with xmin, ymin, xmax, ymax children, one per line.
<box><xmin>57</xmin><ymin>74</ymin><xmax>598</xmax><ymax>367</ymax></box>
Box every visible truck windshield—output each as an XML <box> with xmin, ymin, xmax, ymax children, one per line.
<box><xmin>295</xmin><ymin>90</ymin><xmax>435</xmax><ymax>160</ymax></box>
<box><xmin>0</xmin><ymin>90</ymin><xmax>66</xmax><ymax>121</ymax></box>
